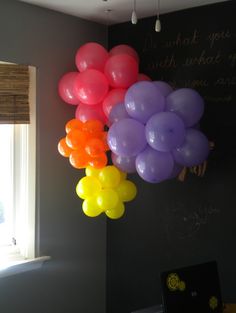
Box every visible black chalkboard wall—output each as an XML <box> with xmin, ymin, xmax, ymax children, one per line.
<box><xmin>107</xmin><ymin>1</ymin><xmax>236</xmax><ymax>312</ymax></box>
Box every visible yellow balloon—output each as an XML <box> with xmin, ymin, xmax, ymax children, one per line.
<box><xmin>106</xmin><ymin>201</ymin><xmax>125</xmax><ymax>219</ymax></box>
<box><xmin>85</xmin><ymin>166</ymin><xmax>101</xmax><ymax>178</ymax></box>
<box><xmin>98</xmin><ymin>165</ymin><xmax>121</xmax><ymax>188</ymax></box>
<box><xmin>96</xmin><ymin>189</ymin><xmax>119</xmax><ymax>211</ymax></box>
<box><xmin>116</xmin><ymin>180</ymin><xmax>137</xmax><ymax>202</ymax></box>
<box><xmin>82</xmin><ymin>197</ymin><xmax>103</xmax><ymax>217</ymax></box>
<box><xmin>76</xmin><ymin>176</ymin><xmax>101</xmax><ymax>199</ymax></box>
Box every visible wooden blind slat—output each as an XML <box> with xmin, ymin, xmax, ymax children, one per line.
<box><xmin>0</xmin><ymin>63</ymin><xmax>30</xmax><ymax>124</ymax></box>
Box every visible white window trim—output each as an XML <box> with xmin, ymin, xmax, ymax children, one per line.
<box><xmin>0</xmin><ymin>256</ymin><xmax>51</xmax><ymax>278</ymax></box>
<box><xmin>0</xmin><ymin>64</ymin><xmax>51</xmax><ymax>276</ymax></box>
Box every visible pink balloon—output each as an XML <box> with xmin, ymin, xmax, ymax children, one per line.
<box><xmin>74</xmin><ymin>69</ymin><xmax>109</xmax><ymax>105</ymax></box>
<box><xmin>109</xmin><ymin>44</ymin><xmax>139</xmax><ymax>64</ymax></box>
<box><xmin>102</xmin><ymin>88</ymin><xmax>127</xmax><ymax>118</ymax></box>
<box><xmin>58</xmin><ymin>72</ymin><xmax>79</xmax><ymax>105</ymax></box>
<box><xmin>104</xmin><ymin>54</ymin><xmax>139</xmax><ymax>89</ymax></box>
<box><xmin>75</xmin><ymin>103</ymin><xmax>107</xmax><ymax>125</ymax></box>
<box><xmin>137</xmin><ymin>73</ymin><xmax>152</xmax><ymax>82</ymax></box>
<box><xmin>75</xmin><ymin>42</ymin><xmax>109</xmax><ymax>72</ymax></box>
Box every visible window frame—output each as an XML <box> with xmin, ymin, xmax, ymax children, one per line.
<box><xmin>0</xmin><ymin>65</ymin><xmax>50</xmax><ymax>276</ymax></box>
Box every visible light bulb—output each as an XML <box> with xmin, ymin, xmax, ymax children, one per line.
<box><xmin>131</xmin><ymin>10</ymin><xmax>138</xmax><ymax>24</ymax></box>
<box><xmin>155</xmin><ymin>0</ymin><xmax>161</xmax><ymax>32</ymax></box>
<box><xmin>131</xmin><ymin>0</ymin><xmax>138</xmax><ymax>24</ymax></box>
<box><xmin>155</xmin><ymin>18</ymin><xmax>161</xmax><ymax>32</ymax></box>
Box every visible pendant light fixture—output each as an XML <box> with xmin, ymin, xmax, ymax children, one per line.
<box><xmin>131</xmin><ymin>0</ymin><xmax>138</xmax><ymax>24</ymax></box>
<box><xmin>155</xmin><ymin>0</ymin><xmax>161</xmax><ymax>32</ymax></box>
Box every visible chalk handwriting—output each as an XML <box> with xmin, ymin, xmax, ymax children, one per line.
<box><xmin>214</xmin><ymin>76</ymin><xmax>236</xmax><ymax>86</ymax></box>
<box><xmin>166</xmin><ymin>202</ymin><xmax>220</xmax><ymax>239</ymax></box>
<box><xmin>146</xmin><ymin>54</ymin><xmax>177</xmax><ymax>71</ymax></box>
<box><xmin>203</xmin><ymin>95</ymin><xmax>232</xmax><ymax>103</ymax></box>
<box><xmin>142</xmin><ymin>33</ymin><xmax>158</xmax><ymax>52</ymax></box>
<box><xmin>207</xmin><ymin>29</ymin><xmax>231</xmax><ymax>48</ymax></box>
<box><xmin>163</xmin><ymin>29</ymin><xmax>200</xmax><ymax>48</ymax></box>
<box><xmin>143</xmin><ymin>29</ymin><xmax>200</xmax><ymax>52</ymax></box>
<box><xmin>183</xmin><ymin>50</ymin><xmax>222</xmax><ymax>66</ymax></box>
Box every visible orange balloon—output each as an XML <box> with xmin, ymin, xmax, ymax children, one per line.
<box><xmin>58</xmin><ymin>137</ymin><xmax>73</xmax><ymax>157</ymax></box>
<box><xmin>69</xmin><ymin>150</ymin><xmax>89</xmax><ymax>169</ymax></box>
<box><xmin>66</xmin><ymin>129</ymin><xmax>88</xmax><ymax>149</ymax></box>
<box><xmin>82</xmin><ymin>120</ymin><xmax>104</xmax><ymax>134</ymax></box>
<box><xmin>89</xmin><ymin>153</ymin><xmax>108</xmax><ymax>169</ymax></box>
<box><xmin>65</xmin><ymin>118</ymin><xmax>83</xmax><ymax>133</ymax></box>
<box><xmin>90</xmin><ymin>130</ymin><xmax>103</xmax><ymax>140</ymax></box>
<box><xmin>85</xmin><ymin>138</ymin><xmax>105</xmax><ymax>157</ymax></box>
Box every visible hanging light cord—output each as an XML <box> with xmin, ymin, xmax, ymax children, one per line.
<box><xmin>157</xmin><ymin>0</ymin><xmax>160</xmax><ymax>20</ymax></box>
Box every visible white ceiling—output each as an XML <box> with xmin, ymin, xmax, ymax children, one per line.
<box><xmin>19</xmin><ymin>0</ymin><xmax>229</xmax><ymax>25</ymax></box>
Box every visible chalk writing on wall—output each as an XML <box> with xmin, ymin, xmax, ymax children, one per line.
<box><xmin>141</xmin><ymin>27</ymin><xmax>236</xmax><ymax>105</ymax></box>
<box><xmin>165</xmin><ymin>201</ymin><xmax>220</xmax><ymax>239</ymax></box>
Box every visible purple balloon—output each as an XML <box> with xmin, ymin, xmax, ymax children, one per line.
<box><xmin>172</xmin><ymin>128</ymin><xmax>209</xmax><ymax>167</ymax></box>
<box><xmin>108</xmin><ymin>118</ymin><xmax>147</xmax><ymax>157</ymax></box>
<box><xmin>111</xmin><ymin>153</ymin><xmax>136</xmax><ymax>173</ymax></box>
<box><xmin>166</xmin><ymin>88</ymin><xmax>204</xmax><ymax>127</ymax></box>
<box><xmin>153</xmin><ymin>81</ymin><xmax>173</xmax><ymax>97</ymax></box>
<box><xmin>136</xmin><ymin>146</ymin><xmax>174</xmax><ymax>183</ymax></box>
<box><xmin>125</xmin><ymin>81</ymin><xmax>165</xmax><ymax>124</ymax></box>
<box><xmin>108</xmin><ymin>102</ymin><xmax>129</xmax><ymax>124</ymax></box>
<box><xmin>145</xmin><ymin>112</ymin><xmax>186</xmax><ymax>152</ymax></box>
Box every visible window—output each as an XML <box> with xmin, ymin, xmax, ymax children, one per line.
<box><xmin>0</xmin><ymin>64</ymin><xmax>48</xmax><ymax>274</ymax></box>
<box><xmin>0</xmin><ymin>122</ymin><xmax>35</xmax><ymax>265</ymax></box>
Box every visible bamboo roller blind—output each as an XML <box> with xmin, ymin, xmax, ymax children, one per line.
<box><xmin>0</xmin><ymin>63</ymin><xmax>30</xmax><ymax>124</ymax></box>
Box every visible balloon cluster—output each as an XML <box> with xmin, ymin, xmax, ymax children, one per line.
<box><xmin>58</xmin><ymin>42</ymin><xmax>144</xmax><ymax>218</ymax></box>
<box><xmin>58</xmin><ymin>42</ymin><xmax>147</xmax><ymax>125</ymax></box>
<box><xmin>57</xmin><ymin>41</ymin><xmax>210</xmax><ymax>218</ymax></box>
<box><xmin>58</xmin><ymin>118</ymin><xmax>109</xmax><ymax>169</ymax></box>
<box><xmin>76</xmin><ymin>166</ymin><xmax>137</xmax><ymax>219</ymax></box>
<box><xmin>108</xmin><ymin>83</ymin><xmax>210</xmax><ymax>183</ymax></box>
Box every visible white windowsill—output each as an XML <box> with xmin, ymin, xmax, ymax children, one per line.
<box><xmin>0</xmin><ymin>256</ymin><xmax>51</xmax><ymax>278</ymax></box>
